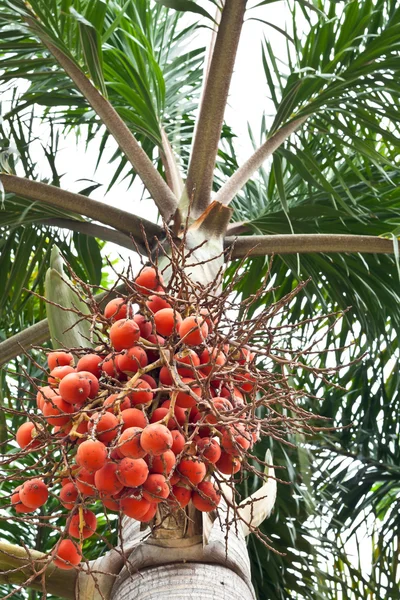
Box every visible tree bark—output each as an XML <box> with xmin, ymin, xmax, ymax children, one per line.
<box><xmin>111</xmin><ymin>563</ymin><xmax>254</xmax><ymax>600</ymax></box>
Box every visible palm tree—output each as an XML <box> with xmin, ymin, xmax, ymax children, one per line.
<box><xmin>1</xmin><ymin>0</ymin><xmax>400</xmax><ymax>598</ymax></box>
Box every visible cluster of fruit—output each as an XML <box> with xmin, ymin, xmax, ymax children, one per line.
<box><xmin>11</xmin><ymin>266</ymin><xmax>259</xmax><ymax>570</ymax></box>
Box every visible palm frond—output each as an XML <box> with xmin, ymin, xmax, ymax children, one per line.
<box><xmin>0</xmin><ymin>0</ymin><xmax>205</xmax><ymax>189</ymax></box>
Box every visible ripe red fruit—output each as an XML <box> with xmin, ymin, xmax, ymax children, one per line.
<box><xmin>118</xmin><ymin>427</ymin><xmax>147</xmax><ymax>459</ymax></box>
<box><xmin>178</xmin><ymin>458</ymin><xmax>206</xmax><ymax>485</ymax></box>
<box><xmin>160</xmin><ymin>400</ymin><xmax>187</xmax><ymax>427</ymax></box>
<box><xmin>220</xmin><ymin>386</ymin><xmax>244</xmax><ymax>403</ymax></box>
<box><xmin>135</xmin><ymin>266</ymin><xmax>162</xmax><ymax>295</ymax></box>
<box><xmin>48</xmin><ymin>365</ymin><xmax>75</xmax><ymax>386</ymax></box>
<box><xmin>133</xmin><ymin>314</ymin><xmax>152</xmax><ymax>339</ymax></box>
<box><xmin>76</xmin><ymin>354</ymin><xmax>102</xmax><ymax>378</ymax></box>
<box><xmin>197</xmin><ymin>438</ymin><xmax>221</xmax><ymax>464</ymax></box>
<box><xmin>69</xmin><ymin>509</ymin><xmax>97</xmax><ymax>539</ymax></box>
<box><xmin>117</xmin><ymin>346</ymin><xmax>148</xmax><ymax>374</ymax></box>
<box><xmin>154</xmin><ymin>308</ymin><xmax>182</xmax><ymax>337</ymax></box>
<box><xmin>20</xmin><ymin>479</ymin><xmax>48</xmax><ymax>509</ymax></box>
<box><xmin>88</xmin><ymin>412</ymin><xmax>119</xmax><ymax>443</ymax></box>
<box><xmin>36</xmin><ymin>385</ymin><xmax>57</xmax><ymax>411</ymax></box>
<box><xmin>192</xmin><ymin>481</ymin><xmax>221</xmax><ymax>512</ymax></box>
<box><xmin>234</xmin><ymin>371</ymin><xmax>256</xmax><ymax>393</ymax></box>
<box><xmin>150</xmin><ymin>407</ymin><xmax>176</xmax><ymax>430</ymax></box>
<box><xmin>110</xmin><ymin>447</ymin><xmax>123</xmax><ymax>460</ymax></box>
<box><xmin>104</xmin><ymin>297</ymin><xmax>128</xmax><ymax>321</ymax></box>
<box><xmin>102</xmin><ymin>495</ymin><xmax>121</xmax><ymax>511</ymax></box>
<box><xmin>78</xmin><ymin>371</ymin><xmax>99</xmax><ymax>398</ymax></box>
<box><xmin>60</xmin><ymin>482</ymin><xmax>78</xmax><ymax>510</ymax></box>
<box><xmin>199</xmin><ymin>348</ymin><xmax>226</xmax><ymax>375</ymax></box>
<box><xmin>146</xmin><ymin>334</ymin><xmax>165</xmax><ymax>362</ymax></box>
<box><xmin>121</xmin><ymin>495</ymin><xmax>150</xmax><ymax>519</ymax></box>
<box><xmin>109</xmin><ymin>319</ymin><xmax>140</xmax><ymax>351</ymax></box>
<box><xmin>189</xmin><ymin>405</ymin><xmax>200</xmax><ymax>421</ymax></box>
<box><xmin>101</xmin><ymin>354</ymin><xmax>122</xmax><ymax>378</ymax></box>
<box><xmin>159</xmin><ymin>365</ymin><xmax>173</xmax><ymax>386</ymax></box>
<box><xmin>47</xmin><ymin>351</ymin><xmax>74</xmax><ymax>371</ymax></box>
<box><xmin>146</xmin><ymin>294</ymin><xmax>171</xmax><ymax>314</ymax></box>
<box><xmin>169</xmin><ymin>472</ymin><xmax>181</xmax><ymax>486</ymax></box>
<box><xmin>129</xmin><ymin>379</ymin><xmax>153</xmax><ymax>407</ymax></box>
<box><xmin>138</xmin><ymin>502</ymin><xmax>158</xmax><ymax>522</ymax></box>
<box><xmin>190</xmin><ymin>414</ymin><xmax>212</xmax><ymax>439</ymax></box>
<box><xmin>76</xmin><ymin>440</ymin><xmax>107</xmax><ymax>472</ymax></box>
<box><xmin>121</xmin><ymin>408</ymin><xmax>147</xmax><ymax>430</ymax></box>
<box><xmin>140</xmin><ymin>424</ymin><xmax>173</xmax><ymax>456</ymax></box>
<box><xmin>178</xmin><ymin>366</ymin><xmax>198</xmax><ymax>380</ymax></box>
<box><xmin>205</xmin><ymin>397</ymin><xmax>233</xmax><ymax>426</ymax></box>
<box><xmin>11</xmin><ymin>490</ymin><xmax>33</xmax><ymax>513</ymax></box>
<box><xmin>143</xmin><ymin>474</ymin><xmax>169</xmax><ymax>503</ymax></box>
<box><xmin>215</xmin><ymin>451</ymin><xmax>241</xmax><ymax>475</ymax></box>
<box><xmin>140</xmin><ymin>373</ymin><xmax>157</xmax><ymax>389</ymax></box>
<box><xmin>75</xmin><ymin>469</ymin><xmax>96</xmax><ymax>496</ymax></box>
<box><xmin>16</xmin><ymin>422</ymin><xmax>40</xmax><ymax>449</ymax></box>
<box><xmin>174</xmin><ymin>349</ymin><xmax>201</xmax><ymax>368</ymax></box>
<box><xmin>237</xmin><ymin>347</ymin><xmax>255</xmax><ymax>365</ymax></box>
<box><xmin>116</xmin><ymin>457</ymin><xmax>149</xmax><ymax>487</ymax></box>
<box><xmin>59</xmin><ymin>372</ymin><xmax>91</xmax><ymax>405</ymax></box>
<box><xmin>147</xmin><ymin>450</ymin><xmax>176</xmax><ymax>476</ymax></box>
<box><xmin>170</xmin><ymin>430</ymin><xmax>185</xmax><ymax>455</ymax></box>
<box><xmin>176</xmin><ymin>378</ymin><xmax>201</xmax><ymax>409</ymax></box>
<box><xmin>221</xmin><ymin>424</ymin><xmax>251</xmax><ymax>456</ymax></box>
<box><xmin>53</xmin><ymin>425</ymin><xmax>65</xmax><ymax>438</ymax></box>
<box><xmin>199</xmin><ymin>308</ymin><xmax>215</xmax><ymax>333</ymax></box>
<box><xmin>178</xmin><ymin>316</ymin><xmax>209</xmax><ymax>346</ymax></box>
<box><xmin>43</xmin><ymin>396</ymin><xmax>74</xmax><ymax>426</ymax></box>
<box><xmin>104</xmin><ymin>393</ymin><xmax>130</xmax><ymax>413</ymax></box>
<box><xmin>170</xmin><ymin>485</ymin><xmax>191</xmax><ymax>508</ymax></box>
<box><xmin>94</xmin><ymin>462</ymin><xmax>124</xmax><ymax>496</ymax></box>
<box><xmin>53</xmin><ymin>539</ymin><xmax>82</xmax><ymax>570</ymax></box>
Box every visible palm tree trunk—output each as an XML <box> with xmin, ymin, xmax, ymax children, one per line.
<box><xmin>110</xmin><ymin>506</ymin><xmax>255</xmax><ymax>600</ymax></box>
<box><xmin>112</xmin><ymin>563</ymin><xmax>255</xmax><ymax>600</ymax></box>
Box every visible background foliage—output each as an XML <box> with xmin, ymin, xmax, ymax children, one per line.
<box><xmin>1</xmin><ymin>0</ymin><xmax>400</xmax><ymax>598</ymax></box>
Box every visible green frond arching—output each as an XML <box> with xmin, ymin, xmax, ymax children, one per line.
<box><xmin>223</xmin><ymin>1</ymin><xmax>400</xmax><ymax>597</ymax></box>
<box><xmin>0</xmin><ymin>0</ymin><xmax>206</xmax><ymax>188</ymax></box>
